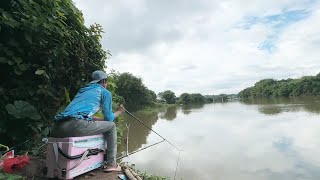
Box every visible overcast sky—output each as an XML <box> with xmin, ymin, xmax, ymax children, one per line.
<box><xmin>74</xmin><ymin>0</ymin><xmax>320</xmax><ymax>95</ymax></box>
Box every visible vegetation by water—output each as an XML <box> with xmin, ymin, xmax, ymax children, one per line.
<box><xmin>126</xmin><ymin>164</ymin><xmax>169</xmax><ymax>180</ymax></box>
<box><xmin>239</xmin><ymin>73</ymin><xmax>320</xmax><ymax>98</ymax></box>
<box><xmin>111</xmin><ymin>72</ymin><xmax>157</xmax><ymax>112</ymax></box>
<box><xmin>158</xmin><ymin>90</ymin><xmax>213</xmax><ymax>104</ymax></box>
<box><xmin>0</xmin><ymin>0</ymin><xmax>107</xmax><ymax>147</ymax></box>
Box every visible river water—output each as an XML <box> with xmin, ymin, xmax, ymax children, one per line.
<box><xmin>118</xmin><ymin>96</ymin><xmax>320</xmax><ymax>180</ymax></box>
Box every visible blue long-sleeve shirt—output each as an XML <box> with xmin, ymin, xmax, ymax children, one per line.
<box><xmin>54</xmin><ymin>83</ymin><xmax>115</xmax><ymax>121</ymax></box>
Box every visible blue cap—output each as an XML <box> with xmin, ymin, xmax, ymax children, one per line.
<box><xmin>90</xmin><ymin>70</ymin><xmax>107</xmax><ymax>83</ymax></box>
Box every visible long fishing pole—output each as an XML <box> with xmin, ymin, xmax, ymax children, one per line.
<box><xmin>125</xmin><ymin>124</ymin><xmax>130</xmax><ymax>156</ymax></box>
<box><xmin>124</xmin><ymin>109</ymin><xmax>182</xmax><ymax>180</ymax></box>
<box><xmin>125</xmin><ymin>109</ymin><xmax>182</xmax><ymax>152</ymax></box>
<box><xmin>117</xmin><ymin>139</ymin><xmax>165</xmax><ymax>160</ymax></box>
<box><xmin>117</xmin><ymin>114</ymin><xmax>167</xmax><ymax>160</ymax></box>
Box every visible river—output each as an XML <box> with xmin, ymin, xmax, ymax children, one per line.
<box><xmin>118</xmin><ymin>96</ymin><xmax>320</xmax><ymax>180</ymax></box>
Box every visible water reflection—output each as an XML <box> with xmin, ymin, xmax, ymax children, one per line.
<box><xmin>159</xmin><ymin>106</ymin><xmax>177</xmax><ymax>121</ymax></box>
<box><xmin>119</xmin><ymin>97</ymin><xmax>320</xmax><ymax>180</ymax></box>
<box><xmin>273</xmin><ymin>137</ymin><xmax>293</xmax><ymax>153</ymax></box>
<box><xmin>271</xmin><ymin>136</ymin><xmax>320</xmax><ymax>180</ymax></box>
<box><xmin>240</xmin><ymin>96</ymin><xmax>320</xmax><ymax>115</ymax></box>
<box><xmin>118</xmin><ymin>111</ymin><xmax>159</xmax><ymax>156</ymax></box>
<box><xmin>119</xmin><ymin>104</ymin><xmax>205</xmax><ymax>156</ymax></box>
<box><xmin>181</xmin><ymin>103</ymin><xmax>205</xmax><ymax>114</ymax></box>
<box><xmin>258</xmin><ymin>105</ymin><xmax>284</xmax><ymax>115</ymax></box>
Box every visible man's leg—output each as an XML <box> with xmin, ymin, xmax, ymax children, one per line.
<box><xmin>50</xmin><ymin>120</ymin><xmax>117</xmax><ymax>165</ymax></box>
<box><xmin>103</xmin><ymin>123</ymin><xmax>117</xmax><ymax>166</ymax></box>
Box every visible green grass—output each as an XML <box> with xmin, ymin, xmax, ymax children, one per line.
<box><xmin>122</xmin><ymin>163</ymin><xmax>170</xmax><ymax>180</ymax></box>
<box><xmin>0</xmin><ymin>173</ymin><xmax>25</xmax><ymax>180</ymax></box>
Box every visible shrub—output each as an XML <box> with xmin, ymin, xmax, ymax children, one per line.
<box><xmin>0</xmin><ymin>0</ymin><xmax>108</xmax><ymax>146</ymax></box>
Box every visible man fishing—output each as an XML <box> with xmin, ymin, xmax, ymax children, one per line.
<box><xmin>50</xmin><ymin>70</ymin><xmax>125</xmax><ymax>172</ymax></box>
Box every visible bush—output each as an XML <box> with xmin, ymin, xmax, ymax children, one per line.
<box><xmin>0</xmin><ymin>0</ymin><xmax>108</xmax><ymax>147</ymax></box>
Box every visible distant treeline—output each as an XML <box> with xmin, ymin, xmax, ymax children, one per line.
<box><xmin>210</xmin><ymin>94</ymin><xmax>239</xmax><ymax>102</ymax></box>
<box><xmin>178</xmin><ymin>93</ymin><xmax>213</xmax><ymax>104</ymax></box>
<box><xmin>238</xmin><ymin>73</ymin><xmax>320</xmax><ymax>98</ymax></box>
<box><xmin>158</xmin><ymin>90</ymin><xmax>213</xmax><ymax>105</ymax></box>
<box><xmin>108</xmin><ymin>73</ymin><xmax>215</xmax><ymax>111</ymax></box>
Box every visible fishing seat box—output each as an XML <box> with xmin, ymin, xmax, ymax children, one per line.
<box><xmin>46</xmin><ymin>134</ymin><xmax>105</xmax><ymax>180</ymax></box>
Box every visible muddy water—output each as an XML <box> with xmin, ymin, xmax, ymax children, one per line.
<box><xmin>118</xmin><ymin>97</ymin><xmax>320</xmax><ymax>180</ymax></box>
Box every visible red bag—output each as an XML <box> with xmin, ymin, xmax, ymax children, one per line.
<box><xmin>0</xmin><ymin>149</ymin><xmax>14</xmax><ymax>171</ymax></box>
<box><xmin>3</xmin><ymin>155</ymin><xmax>30</xmax><ymax>173</ymax></box>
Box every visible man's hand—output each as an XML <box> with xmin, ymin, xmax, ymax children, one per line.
<box><xmin>92</xmin><ymin>116</ymin><xmax>104</xmax><ymax>121</ymax></box>
<box><xmin>117</xmin><ymin>104</ymin><xmax>125</xmax><ymax>113</ymax></box>
<box><xmin>114</xmin><ymin>104</ymin><xmax>125</xmax><ymax>117</ymax></box>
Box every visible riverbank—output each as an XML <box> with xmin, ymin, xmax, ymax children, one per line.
<box><xmin>0</xmin><ymin>104</ymin><xmax>174</xmax><ymax>180</ymax></box>
<box><xmin>0</xmin><ymin>158</ymin><xmax>124</xmax><ymax>180</ymax></box>
<box><xmin>0</xmin><ymin>157</ymin><xmax>168</xmax><ymax>180</ymax></box>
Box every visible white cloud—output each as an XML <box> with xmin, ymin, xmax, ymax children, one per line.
<box><xmin>73</xmin><ymin>0</ymin><xmax>320</xmax><ymax>95</ymax></box>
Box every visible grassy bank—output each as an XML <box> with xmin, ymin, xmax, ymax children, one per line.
<box><xmin>126</xmin><ymin>163</ymin><xmax>169</xmax><ymax>180</ymax></box>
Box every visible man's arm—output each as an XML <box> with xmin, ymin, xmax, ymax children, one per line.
<box><xmin>101</xmin><ymin>90</ymin><xmax>125</xmax><ymax>121</ymax></box>
<box><xmin>101</xmin><ymin>90</ymin><xmax>116</xmax><ymax>121</ymax></box>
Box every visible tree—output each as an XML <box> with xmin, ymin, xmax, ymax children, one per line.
<box><xmin>238</xmin><ymin>72</ymin><xmax>320</xmax><ymax>98</ymax></box>
<box><xmin>204</xmin><ymin>95</ymin><xmax>214</xmax><ymax>103</ymax></box>
<box><xmin>160</xmin><ymin>90</ymin><xmax>176</xmax><ymax>104</ymax></box>
<box><xmin>190</xmin><ymin>93</ymin><xmax>205</xmax><ymax>103</ymax></box>
<box><xmin>179</xmin><ymin>93</ymin><xmax>205</xmax><ymax>104</ymax></box>
<box><xmin>179</xmin><ymin>93</ymin><xmax>192</xmax><ymax>104</ymax></box>
<box><xmin>238</xmin><ymin>87</ymin><xmax>253</xmax><ymax>98</ymax></box>
<box><xmin>0</xmin><ymin>0</ymin><xmax>107</xmax><ymax>146</ymax></box>
<box><xmin>114</xmin><ymin>72</ymin><xmax>155</xmax><ymax>111</ymax></box>
<box><xmin>147</xmin><ymin>89</ymin><xmax>157</xmax><ymax>103</ymax></box>
<box><xmin>213</xmin><ymin>94</ymin><xmax>228</xmax><ymax>102</ymax></box>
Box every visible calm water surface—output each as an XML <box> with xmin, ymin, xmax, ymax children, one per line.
<box><xmin>118</xmin><ymin>97</ymin><xmax>320</xmax><ymax>180</ymax></box>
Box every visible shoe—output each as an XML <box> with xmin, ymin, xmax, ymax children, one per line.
<box><xmin>103</xmin><ymin>165</ymin><xmax>122</xmax><ymax>173</ymax></box>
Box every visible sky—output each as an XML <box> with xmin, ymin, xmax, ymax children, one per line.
<box><xmin>73</xmin><ymin>0</ymin><xmax>320</xmax><ymax>96</ymax></box>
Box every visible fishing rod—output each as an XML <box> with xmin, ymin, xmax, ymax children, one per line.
<box><xmin>117</xmin><ymin>139</ymin><xmax>165</xmax><ymax>160</ymax></box>
<box><xmin>125</xmin><ymin>109</ymin><xmax>182</xmax><ymax>152</ymax></box>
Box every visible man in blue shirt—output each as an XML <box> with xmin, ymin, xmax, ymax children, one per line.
<box><xmin>51</xmin><ymin>70</ymin><xmax>125</xmax><ymax>172</ymax></box>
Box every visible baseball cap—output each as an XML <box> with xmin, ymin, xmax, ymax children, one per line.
<box><xmin>90</xmin><ymin>70</ymin><xmax>107</xmax><ymax>83</ymax></box>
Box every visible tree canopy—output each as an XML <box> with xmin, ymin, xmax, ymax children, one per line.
<box><xmin>238</xmin><ymin>73</ymin><xmax>320</xmax><ymax>98</ymax></box>
<box><xmin>114</xmin><ymin>72</ymin><xmax>156</xmax><ymax>111</ymax></box>
<box><xmin>159</xmin><ymin>90</ymin><xmax>176</xmax><ymax>104</ymax></box>
<box><xmin>178</xmin><ymin>93</ymin><xmax>206</xmax><ymax>104</ymax></box>
<box><xmin>0</xmin><ymin>0</ymin><xmax>107</xmax><ymax>146</ymax></box>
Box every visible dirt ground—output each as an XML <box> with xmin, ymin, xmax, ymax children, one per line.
<box><xmin>75</xmin><ymin>169</ymin><xmax>124</xmax><ymax>180</ymax></box>
<box><xmin>13</xmin><ymin>157</ymin><xmax>126</xmax><ymax>180</ymax></box>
